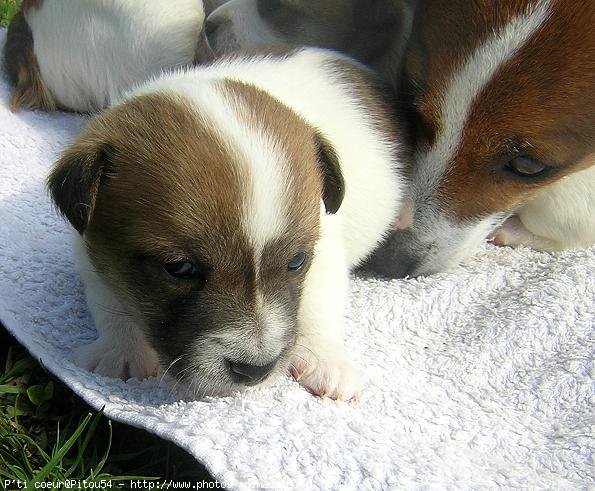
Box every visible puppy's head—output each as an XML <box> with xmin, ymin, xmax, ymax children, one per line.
<box><xmin>48</xmin><ymin>79</ymin><xmax>344</xmax><ymax>395</ymax></box>
<box><xmin>378</xmin><ymin>0</ymin><xmax>595</xmax><ymax>277</ymax></box>
<box><xmin>205</xmin><ymin>0</ymin><xmax>406</xmax><ymax>67</ymax></box>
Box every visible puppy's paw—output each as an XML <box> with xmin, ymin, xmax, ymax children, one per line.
<box><xmin>72</xmin><ymin>336</ymin><xmax>160</xmax><ymax>381</ymax></box>
<box><xmin>489</xmin><ymin>216</ymin><xmax>530</xmax><ymax>247</ymax></box>
<box><xmin>289</xmin><ymin>345</ymin><xmax>361</xmax><ymax>401</ymax></box>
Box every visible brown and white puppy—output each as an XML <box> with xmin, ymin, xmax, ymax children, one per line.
<box><xmin>4</xmin><ymin>0</ymin><xmax>207</xmax><ymax>113</ymax></box>
<box><xmin>362</xmin><ymin>0</ymin><xmax>595</xmax><ymax>278</ymax></box>
<box><xmin>48</xmin><ymin>48</ymin><xmax>406</xmax><ymax>400</ymax></box>
<box><xmin>205</xmin><ymin>0</ymin><xmax>415</xmax><ymax>89</ymax></box>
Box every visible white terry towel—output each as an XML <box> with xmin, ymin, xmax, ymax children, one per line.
<box><xmin>0</xmin><ymin>30</ymin><xmax>593</xmax><ymax>489</ymax></box>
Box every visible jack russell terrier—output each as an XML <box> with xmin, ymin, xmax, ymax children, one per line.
<box><xmin>48</xmin><ymin>48</ymin><xmax>407</xmax><ymax>400</ymax></box>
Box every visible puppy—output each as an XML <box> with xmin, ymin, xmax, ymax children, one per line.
<box><xmin>204</xmin><ymin>0</ymin><xmax>415</xmax><ymax>89</ymax></box>
<box><xmin>362</xmin><ymin>0</ymin><xmax>595</xmax><ymax>278</ymax></box>
<box><xmin>48</xmin><ymin>48</ymin><xmax>406</xmax><ymax>400</ymax></box>
<box><xmin>4</xmin><ymin>0</ymin><xmax>206</xmax><ymax>112</ymax></box>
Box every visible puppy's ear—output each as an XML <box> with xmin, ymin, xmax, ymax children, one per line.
<box><xmin>315</xmin><ymin>132</ymin><xmax>344</xmax><ymax>215</ymax></box>
<box><xmin>47</xmin><ymin>140</ymin><xmax>114</xmax><ymax>234</ymax></box>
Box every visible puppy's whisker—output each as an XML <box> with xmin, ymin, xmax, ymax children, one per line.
<box><xmin>159</xmin><ymin>355</ymin><xmax>184</xmax><ymax>386</ymax></box>
<box><xmin>167</xmin><ymin>365</ymin><xmax>194</xmax><ymax>399</ymax></box>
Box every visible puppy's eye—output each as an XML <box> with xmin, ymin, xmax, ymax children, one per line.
<box><xmin>164</xmin><ymin>261</ymin><xmax>199</xmax><ymax>280</ymax></box>
<box><xmin>288</xmin><ymin>253</ymin><xmax>306</xmax><ymax>272</ymax></box>
<box><xmin>259</xmin><ymin>0</ymin><xmax>282</xmax><ymax>14</ymax></box>
<box><xmin>506</xmin><ymin>156</ymin><xmax>547</xmax><ymax>177</ymax></box>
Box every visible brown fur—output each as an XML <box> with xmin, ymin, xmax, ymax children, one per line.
<box><xmin>404</xmin><ymin>0</ymin><xmax>595</xmax><ymax>219</ymax></box>
<box><xmin>4</xmin><ymin>7</ymin><xmax>55</xmax><ymax>112</ymax></box>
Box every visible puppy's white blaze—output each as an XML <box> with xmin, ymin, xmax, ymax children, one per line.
<box><xmin>417</xmin><ymin>0</ymin><xmax>552</xmax><ymax>193</ymax></box>
<box><xmin>212</xmin><ymin>96</ymin><xmax>290</xmax><ymax>269</ymax></box>
<box><xmin>235</xmin><ymin>124</ymin><xmax>290</xmax><ymax>269</ymax></box>
<box><xmin>256</xmin><ymin>294</ymin><xmax>291</xmax><ymax>357</ymax></box>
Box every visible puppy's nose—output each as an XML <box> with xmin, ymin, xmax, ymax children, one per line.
<box><xmin>228</xmin><ymin>359</ymin><xmax>278</xmax><ymax>385</ymax></box>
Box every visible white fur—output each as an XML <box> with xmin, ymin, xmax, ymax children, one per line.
<box><xmin>291</xmin><ymin>211</ymin><xmax>361</xmax><ymax>400</ymax></box>
<box><xmin>493</xmin><ymin>164</ymin><xmax>595</xmax><ymax>250</ymax></box>
<box><xmin>25</xmin><ymin>0</ymin><xmax>205</xmax><ymax>112</ymax></box>
<box><xmin>75</xmin><ymin>49</ymin><xmax>404</xmax><ymax>399</ymax></box>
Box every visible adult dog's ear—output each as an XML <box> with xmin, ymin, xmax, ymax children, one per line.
<box><xmin>315</xmin><ymin>132</ymin><xmax>344</xmax><ymax>215</ymax></box>
<box><xmin>47</xmin><ymin>139</ymin><xmax>115</xmax><ymax>234</ymax></box>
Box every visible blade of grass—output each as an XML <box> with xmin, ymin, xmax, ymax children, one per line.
<box><xmin>66</xmin><ymin>410</ymin><xmax>103</xmax><ymax>477</ymax></box>
<box><xmin>0</xmin><ymin>357</ymin><xmax>37</xmax><ymax>383</ymax></box>
<box><xmin>28</xmin><ymin>412</ymin><xmax>92</xmax><ymax>486</ymax></box>
<box><xmin>0</xmin><ymin>384</ymin><xmax>26</xmax><ymax>394</ymax></box>
<box><xmin>88</xmin><ymin>418</ymin><xmax>112</xmax><ymax>480</ymax></box>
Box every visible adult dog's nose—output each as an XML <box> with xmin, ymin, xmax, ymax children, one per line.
<box><xmin>228</xmin><ymin>358</ymin><xmax>278</xmax><ymax>385</ymax></box>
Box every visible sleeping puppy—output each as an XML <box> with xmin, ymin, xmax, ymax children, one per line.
<box><xmin>205</xmin><ymin>0</ymin><xmax>415</xmax><ymax>89</ymax></box>
<box><xmin>4</xmin><ymin>0</ymin><xmax>207</xmax><ymax>113</ymax></box>
<box><xmin>48</xmin><ymin>48</ymin><xmax>406</xmax><ymax>400</ymax></box>
<box><xmin>362</xmin><ymin>0</ymin><xmax>595</xmax><ymax>278</ymax></box>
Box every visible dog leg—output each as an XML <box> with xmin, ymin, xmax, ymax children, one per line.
<box><xmin>290</xmin><ymin>219</ymin><xmax>361</xmax><ymax>401</ymax></box>
<box><xmin>489</xmin><ymin>215</ymin><xmax>560</xmax><ymax>251</ymax></box>
<box><xmin>72</xmin><ymin>236</ymin><xmax>160</xmax><ymax>380</ymax></box>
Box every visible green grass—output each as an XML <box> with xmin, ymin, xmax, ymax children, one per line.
<box><xmin>0</xmin><ymin>0</ymin><xmax>20</xmax><ymax>27</ymax></box>
<box><xmin>0</xmin><ymin>326</ymin><xmax>215</xmax><ymax>487</ymax></box>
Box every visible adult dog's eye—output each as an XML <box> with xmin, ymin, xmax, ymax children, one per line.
<box><xmin>288</xmin><ymin>253</ymin><xmax>306</xmax><ymax>272</ymax></box>
<box><xmin>164</xmin><ymin>261</ymin><xmax>199</xmax><ymax>280</ymax></box>
<box><xmin>259</xmin><ymin>0</ymin><xmax>282</xmax><ymax>14</ymax></box>
<box><xmin>506</xmin><ymin>156</ymin><xmax>547</xmax><ymax>177</ymax></box>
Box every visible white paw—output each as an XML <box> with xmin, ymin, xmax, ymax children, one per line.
<box><xmin>289</xmin><ymin>344</ymin><xmax>362</xmax><ymax>401</ymax></box>
<box><xmin>72</xmin><ymin>336</ymin><xmax>160</xmax><ymax>381</ymax></box>
<box><xmin>489</xmin><ymin>216</ymin><xmax>529</xmax><ymax>248</ymax></box>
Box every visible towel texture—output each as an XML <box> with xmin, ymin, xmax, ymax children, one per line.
<box><xmin>0</xmin><ymin>30</ymin><xmax>593</xmax><ymax>489</ymax></box>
